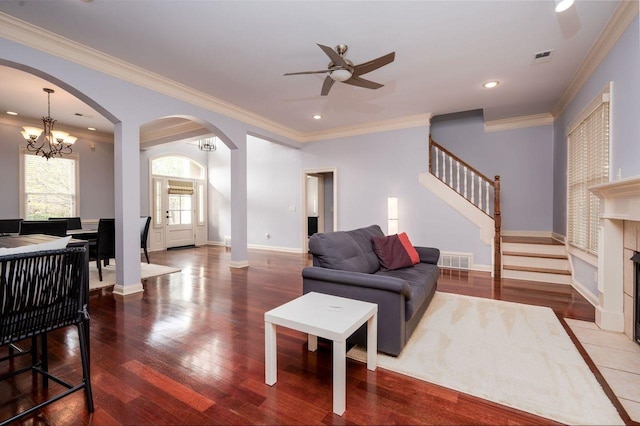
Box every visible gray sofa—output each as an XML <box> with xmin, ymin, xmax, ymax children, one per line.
<box><xmin>302</xmin><ymin>225</ymin><xmax>440</xmax><ymax>356</ymax></box>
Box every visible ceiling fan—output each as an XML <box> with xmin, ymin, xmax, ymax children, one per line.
<box><xmin>284</xmin><ymin>44</ymin><xmax>395</xmax><ymax>96</ymax></box>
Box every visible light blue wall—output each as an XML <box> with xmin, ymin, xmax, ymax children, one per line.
<box><xmin>431</xmin><ymin>113</ymin><xmax>554</xmax><ymax>232</ymax></box>
<box><xmin>246</xmin><ymin>135</ymin><xmax>302</xmax><ymax>249</ymax></box>
<box><xmin>301</xmin><ymin>126</ymin><xmax>492</xmax><ymax>266</ymax></box>
<box><xmin>553</xmin><ymin>15</ymin><xmax>640</xmax><ymax>236</ymax></box>
<box><xmin>0</xmin><ymin>121</ymin><xmax>114</xmax><ymax>220</ymax></box>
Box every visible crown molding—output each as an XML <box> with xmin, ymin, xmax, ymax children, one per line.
<box><xmin>0</xmin><ymin>12</ymin><xmax>304</xmax><ymax>142</ymax></box>
<box><xmin>0</xmin><ymin>114</ymin><xmax>113</xmax><ymax>144</ymax></box>
<box><xmin>552</xmin><ymin>1</ymin><xmax>639</xmax><ymax>117</ymax></box>
<box><xmin>484</xmin><ymin>113</ymin><xmax>554</xmax><ymax>132</ymax></box>
<box><xmin>301</xmin><ymin>113</ymin><xmax>432</xmax><ymax>142</ymax></box>
<box><xmin>0</xmin><ymin>12</ymin><xmax>439</xmax><ymax>145</ymax></box>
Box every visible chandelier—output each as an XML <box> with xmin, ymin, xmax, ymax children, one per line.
<box><xmin>21</xmin><ymin>88</ymin><xmax>77</xmax><ymax>160</ymax></box>
<box><xmin>198</xmin><ymin>137</ymin><xmax>217</xmax><ymax>151</ymax></box>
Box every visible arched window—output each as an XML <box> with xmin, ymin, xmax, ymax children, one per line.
<box><xmin>151</xmin><ymin>155</ymin><xmax>205</xmax><ymax>180</ymax></box>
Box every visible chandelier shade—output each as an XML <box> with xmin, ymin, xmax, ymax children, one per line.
<box><xmin>22</xmin><ymin>88</ymin><xmax>76</xmax><ymax>160</ymax></box>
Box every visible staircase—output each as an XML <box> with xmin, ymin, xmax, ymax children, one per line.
<box><xmin>501</xmin><ymin>235</ymin><xmax>571</xmax><ymax>285</ymax></box>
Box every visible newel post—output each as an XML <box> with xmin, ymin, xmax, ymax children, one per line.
<box><xmin>493</xmin><ymin>175</ymin><xmax>501</xmax><ymax>278</ymax></box>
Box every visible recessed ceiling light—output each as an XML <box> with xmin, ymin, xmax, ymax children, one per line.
<box><xmin>554</xmin><ymin>0</ymin><xmax>575</xmax><ymax>13</ymax></box>
<box><xmin>6</xmin><ymin>111</ymin><xmax>18</xmax><ymax>116</ymax></box>
<box><xmin>87</xmin><ymin>127</ymin><xmax>96</xmax><ymax>131</ymax></box>
<box><xmin>312</xmin><ymin>114</ymin><xmax>322</xmax><ymax>120</ymax></box>
<box><xmin>483</xmin><ymin>81</ymin><xmax>500</xmax><ymax>89</ymax></box>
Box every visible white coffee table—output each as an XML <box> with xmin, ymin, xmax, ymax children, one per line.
<box><xmin>264</xmin><ymin>292</ymin><xmax>377</xmax><ymax>416</ymax></box>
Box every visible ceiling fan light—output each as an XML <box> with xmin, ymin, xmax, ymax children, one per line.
<box><xmin>330</xmin><ymin>69</ymin><xmax>352</xmax><ymax>82</ymax></box>
<box><xmin>554</xmin><ymin>0</ymin><xmax>574</xmax><ymax>13</ymax></box>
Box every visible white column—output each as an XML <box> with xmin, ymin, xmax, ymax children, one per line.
<box><xmin>596</xmin><ymin>218</ymin><xmax>625</xmax><ymax>331</ymax></box>
<box><xmin>230</xmin><ymin>136</ymin><xmax>249</xmax><ymax>268</ymax></box>
<box><xmin>112</xmin><ymin>121</ymin><xmax>143</xmax><ymax>296</ymax></box>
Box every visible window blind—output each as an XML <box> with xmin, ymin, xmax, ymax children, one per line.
<box><xmin>567</xmin><ymin>102</ymin><xmax>609</xmax><ymax>254</ymax></box>
<box><xmin>167</xmin><ymin>179</ymin><xmax>194</xmax><ymax>195</ymax></box>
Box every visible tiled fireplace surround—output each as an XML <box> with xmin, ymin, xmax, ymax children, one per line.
<box><xmin>590</xmin><ymin>176</ymin><xmax>640</xmax><ymax>341</ymax></box>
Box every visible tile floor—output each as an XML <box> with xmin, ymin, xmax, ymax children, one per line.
<box><xmin>566</xmin><ymin>319</ymin><xmax>640</xmax><ymax>422</ymax></box>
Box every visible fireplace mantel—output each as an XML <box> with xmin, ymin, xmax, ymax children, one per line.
<box><xmin>588</xmin><ymin>175</ymin><xmax>640</xmax><ymax>334</ymax></box>
<box><xmin>589</xmin><ymin>176</ymin><xmax>640</xmax><ymax>220</ymax></box>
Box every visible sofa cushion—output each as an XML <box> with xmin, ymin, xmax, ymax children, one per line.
<box><xmin>308</xmin><ymin>225</ymin><xmax>383</xmax><ymax>274</ymax></box>
<box><xmin>376</xmin><ymin>262</ymin><xmax>439</xmax><ymax>320</ymax></box>
<box><xmin>371</xmin><ymin>234</ymin><xmax>413</xmax><ymax>271</ymax></box>
<box><xmin>397</xmin><ymin>232</ymin><xmax>420</xmax><ymax>265</ymax></box>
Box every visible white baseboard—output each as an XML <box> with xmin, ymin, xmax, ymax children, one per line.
<box><xmin>113</xmin><ymin>282</ymin><xmax>144</xmax><ymax>296</ymax></box>
<box><xmin>230</xmin><ymin>260</ymin><xmax>249</xmax><ymax>268</ymax></box>
<box><xmin>571</xmin><ymin>278</ymin><xmax>598</xmax><ymax>307</ymax></box>
<box><xmin>208</xmin><ymin>241</ymin><xmax>304</xmax><ymax>254</ymax></box>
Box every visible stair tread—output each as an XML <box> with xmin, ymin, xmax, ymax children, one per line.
<box><xmin>503</xmin><ymin>265</ymin><xmax>571</xmax><ymax>275</ymax></box>
<box><xmin>502</xmin><ymin>251</ymin><xmax>568</xmax><ymax>260</ymax></box>
<box><xmin>502</xmin><ymin>236</ymin><xmax>563</xmax><ymax>245</ymax></box>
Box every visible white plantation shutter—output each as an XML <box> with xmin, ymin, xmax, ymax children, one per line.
<box><xmin>567</xmin><ymin>101</ymin><xmax>609</xmax><ymax>254</ymax></box>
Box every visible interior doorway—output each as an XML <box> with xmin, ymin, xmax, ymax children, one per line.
<box><xmin>302</xmin><ymin>169</ymin><xmax>337</xmax><ymax>252</ymax></box>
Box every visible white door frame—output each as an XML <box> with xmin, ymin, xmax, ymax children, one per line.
<box><xmin>301</xmin><ymin>168</ymin><xmax>337</xmax><ymax>252</ymax></box>
<box><xmin>148</xmin><ymin>154</ymin><xmax>207</xmax><ymax>251</ymax></box>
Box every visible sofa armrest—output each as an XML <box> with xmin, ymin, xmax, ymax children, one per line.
<box><xmin>414</xmin><ymin>246</ymin><xmax>440</xmax><ymax>265</ymax></box>
<box><xmin>302</xmin><ymin>267</ymin><xmax>411</xmax><ymax>299</ymax></box>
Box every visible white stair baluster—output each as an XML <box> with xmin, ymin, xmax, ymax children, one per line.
<box><xmin>477</xmin><ymin>175</ymin><xmax>483</xmax><ymax>209</ymax></box>
<box><xmin>470</xmin><ymin>171</ymin><xmax>475</xmax><ymax>204</ymax></box>
<box><xmin>434</xmin><ymin>146</ymin><xmax>439</xmax><ymax>176</ymax></box>
<box><xmin>463</xmin><ymin>166</ymin><xmax>468</xmax><ymax>199</ymax></box>
<box><xmin>456</xmin><ymin>161</ymin><xmax>460</xmax><ymax>193</ymax></box>
<box><xmin>441</xmin><ymin>150</ymin><xmax>446</xmax><ymax>181</ymax></box>
<box><xmin>485</xmin><ymin>181</ymin><xmax>490</xmax><ymax>214</ymax></box>
<box><xmin>448</xmin><ymin>156</ymin><xmax>453</xmax><ymax>187</ymax></box>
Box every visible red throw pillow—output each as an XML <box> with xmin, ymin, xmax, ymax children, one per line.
<box><xmin>371</xmin><ymin>234</ymin><xmax>413</xmax><ymax>271</ymax></box>
<box><xmin>398</xmin><ymin>232</ymin><xmax>420</xmax><ymax>265</ymax></box>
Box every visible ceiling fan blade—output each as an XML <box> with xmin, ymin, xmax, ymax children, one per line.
<box><xmin>317</xmin><ymin>44</ymin><xmax>351</xmax><ymax>69</ymax></box>
<box><xmin>353</xmin><ymin>52</ymin><xmax>395</xmax><ymax>77</ymax></box>
<box><xmin>342</xmin><ymin>76</ymin><xmax>384</xmax><ymax>90</ymax></box>
<box><xmin>284</xmin><ymin>69</ymin><xmax>331</xmax><ymax>76</ymax></box>
<box><xmin>321</xmin><ymin>76</ymin><xmax>335</xmax><ymax>96</ymax></box>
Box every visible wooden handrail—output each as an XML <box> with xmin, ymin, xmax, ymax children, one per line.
<box><xmin>429</xmin><ymin>136</ymin><xmax>495</xmax><ymax>185</ymax></box>
<box><xmin>429</xmin><ymin>135</ymin><xmax>501</xmax><ymax>278</ymax></box>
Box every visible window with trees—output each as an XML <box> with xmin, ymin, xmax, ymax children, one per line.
<box><xmin>21</xmin><ymin>150</ymin><xmax>79</xmax><ymax>220</ymax></box>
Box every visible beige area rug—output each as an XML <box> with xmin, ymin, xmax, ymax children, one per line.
<box><xmin>347</xmin><ymin>292</ymin><xmax>623</xmax><ymax>425</ymax></box>
<box><xmin>89</xmin><ymin>261</ymin><xmax>181</xmax><ymax>290</ymax></box>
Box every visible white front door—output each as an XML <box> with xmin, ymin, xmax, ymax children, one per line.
<box><xmin>165</xmin><ymin>179</ymin><xmax>195</xmax><ymax>248</ymax></box>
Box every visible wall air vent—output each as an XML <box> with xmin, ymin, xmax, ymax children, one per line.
<box><xmin>438</xmin><ymin>252</ymin><xmax>472</xmax><ymax>270</ymax></box>
<box><xmin>533</xmin><ymin>50</ymin><xmax>554</xmax><ymax>64</ymax></box>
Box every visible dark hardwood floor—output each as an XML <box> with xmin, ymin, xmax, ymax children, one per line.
<box><xmin>0</xmin><ymin>245</ymin><xmax>628</xmax><ymax>425</ymax></box>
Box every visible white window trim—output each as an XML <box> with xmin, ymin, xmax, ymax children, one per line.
<box><xmin>19</xmin><ymin>147</ymin><xmax>80</xmax><ymax>219</ymax></box>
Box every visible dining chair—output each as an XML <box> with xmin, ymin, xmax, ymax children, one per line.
<box><xmin>89</xmin><ymin>218</ymin><xmax>115</xmax><ymax>281</ymax></box>
<box><xmin>49</xmin><ymin>216</ymin><xmax>82</xmax><ymax>230</ymax></box>
<box><xmin>0</xmin><ymin>247</ymin><xmax>94</xmax><ymax>424</ymax></box>
<box><xmin>140</xmin><ymin>216</ymin><xmax>151</xmax><ymax>264</ymax></box>
<box><xmin>20</xmin><ymin>220</ymin><xmax>68</xmax><ymax>237</ymax></box>
<box><xmin>0</xmin><ymin>218</ymin><xmax>22</xmax><ymax>235</ymax></box>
